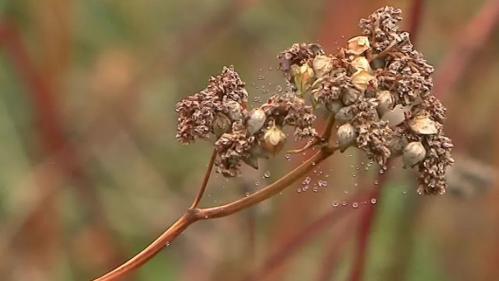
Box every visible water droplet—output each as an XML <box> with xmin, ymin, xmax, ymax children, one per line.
<box><xmin>312</xmin><ymin>162</ymin><xmax>317</xmax><ymax>166</ymax></box>
<box><xmin>352</xmin><ymin>202</ymin><xmax>359</xmax><ymax>208</ymax></box>
<box><xmin>370</xmin><ymin>198</ymin><xmax>377</xmax><ymax>204</ymax></box>
<box><xmin>332</xmin><ymin>201</ymin><xmax>339</xmax><ymax>207</ymax></box>
<box><xmin>255</xmin><ymin>181</ymin><xmax>260</xmax><ymax>186</ymax></box>
<box><xmin>263</xmin><ymin>171</ymin><xmax>271</xmax><ymax>178</ymax></box>
<box><xmin>374</xmin><ymin>180</ymin><xmax>379</xmax><ymax>185</ymax></box>
<box><xmin>284</xmin><ymin>154</ymin><xmax>291</xmax><ymax>160</ymax></box>
<box><xmin>296</xmin><ymin>187</ymin><xmax>302</xmax><ymax>193</ymax></box>
<box><xmin>302</xmin><ymin>176</ymin><xmax>312</xmax><ymax>185</ymax></box>
<box><xmin>312</xmin><ymin>186</ymin><xmax>319</xmax><ymax>192</ymax></box>
<box><xmin>318</xmin><ymin>180</ymin><xmax>328</xmax><ymax>188</ymax></box>
<box><xmin>245</xmin><ymin>192</ymin><xmax>250</xmax><ymax>197</ymax></box>
<box><xmin>341</xmin><ymin>201</ymin><xmax>348</xmax><ymax>206</ymax></box>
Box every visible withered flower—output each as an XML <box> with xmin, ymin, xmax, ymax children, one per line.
<box><xmin>176</xmin><ymin>66</ymin><xmax>248</xmax><ymax>143</ymax></box>
<box><xmin>175</xmin><ymin>6</ymin><xmax>453</xmax><ymax>193</ymax></box>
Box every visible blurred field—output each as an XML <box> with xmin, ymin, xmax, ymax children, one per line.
<box><xmin>1</xmin><ymin>0</ymin><xmax>499</xmax><ymax>281</ymax></box>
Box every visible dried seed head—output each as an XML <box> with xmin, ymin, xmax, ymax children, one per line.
<box><xmin>347</xmin><ymin>36</ymin><xmax>370</xmax><ymax>55</ymax></box>
<box><xmin>247</xmin><ymin>109</ymin><xmax>266</xmax><ymax>135</ymax></box>
<box><xmin>262</xmin><ymin>124</ymin><xmax>287</xmax><ymax>154</ymax></box>
<box><xmin>291</xmin><ymin>64</ymin><xmax>315</xmax><ymax>94</ymax></box>
<box><xmin>376</xmin><ymin>90</ymin><xmax>395</xmax><ymax>115</ymax></box>
<box><xmin>312</xmin><ymin>55</ymin><xmax>333</xmax><ymax>77</ymax></box>
<box><xmin>337</xmin><ymin>123</ymin><xmax>357</xmax><ymax>152</ymax></box>
<box><xmin>351</xmin><ymin>70</ymin><xmax>375</xmax><ymax>91</ymax></box>
<box><xmin>408</xmin><ymin>115</ymin><xmax>438</xmax><ymax>135</ymax></box>
<box><xmin>351</xmin><ymin>56</ymin><xmax>371</xmax><ymax>72</ymax></box>
<box><xmin>403</xmin><ymin>141</ymin><xmax>426</xmax><ymax>168</ymax></box>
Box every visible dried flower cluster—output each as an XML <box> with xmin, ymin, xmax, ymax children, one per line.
<box><xmin>176</xmin><ymin>6</ymin><xmax>453</xmax><ymax>194</ymax></box>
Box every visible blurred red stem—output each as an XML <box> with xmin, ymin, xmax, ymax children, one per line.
<box><xmin>244</xmin><ymin>188</ymin><xmax>376</xmax><ymax>281</ymax></box>
<box><xmin>407</xmin><ymin>0</ymin><xmax>425</xmax><ymax>43</ymax></box>
<box><xmin>433</xmin><ymin>0</ymin><xmax>499</xmax><ymax>99</ymax></box>
<box><xmin>348</xmin><ymin>173</ymin><xmax>388</xmax><ymax>281</ymax></box>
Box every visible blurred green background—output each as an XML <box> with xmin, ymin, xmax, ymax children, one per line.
<box><xmin>1</xmin><ymin>0</ymin><xmax>498</xmax><ymax>280</ymax></box>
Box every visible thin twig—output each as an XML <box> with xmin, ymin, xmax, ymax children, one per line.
<box><xmin>190</xmin><ymin>149</ymin><xmax>217</xmax><ymax>209</ymax></box>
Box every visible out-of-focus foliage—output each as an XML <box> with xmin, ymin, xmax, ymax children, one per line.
<box><xmin>0</xmin><ymin>0</ymin><xmax>498</xmax><ymax>281</ymax></box>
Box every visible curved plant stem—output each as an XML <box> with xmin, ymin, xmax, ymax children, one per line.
<box><xmin>94</xmin><ymin>143</ymin><xmax>338</xmax><ymax>281</ymax></box>
<box><xmin>190</xmin><ymin>149</ymin><xmax>217</xmax><ymax>209</ymax></box>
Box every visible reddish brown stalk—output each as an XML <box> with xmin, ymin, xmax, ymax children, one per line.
<box><xmin>94</xmin><ymin>144</ymin><xmax>338</xmax><ymax>281</ymax></box>
<box><xmin>433</xmin><ymin>0</ymin><xmax>499</xmax><ymax>99</ymax></box>
<box><xmin>316</xmin><ymin>217</ymin><xmax>356</xmax><ymax>281</ymax></box>
<box><xmin>190</xmin><ymin>149</ymin><xmax>217</xmax><ymax>209</ymax></box>
<box><xmin>407</xmin><ymin>0</ymin><xmax>425</xmax><ymax>44</ymax></box>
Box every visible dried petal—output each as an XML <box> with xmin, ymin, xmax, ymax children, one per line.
<box><xmin>409</xmin><ymin>115</ymin><xmax>438</xmax><ymax>135</ymax></box>
<box><xmin>347</xmin><ymin>36</ymin><xmax>370</xmax><ymax>55</ymax></box>
<box><xmin>351</xmin><ymin>70</ymin><xmax>375</xmax><ymax>91</ymax></box>
<box><xmin>312</xmin><ymin>55</ymin><xmax>333</xmax><ymax>77</ymax></box>
<box><xmin>351</xmin><ymin>56</ymin><xmax>371</xmax><ymax>72</ymax></box>
<box><xmin>262</xmin><ymin>125</ymin><xmax>287</xmax><ymax>154</ymax></box>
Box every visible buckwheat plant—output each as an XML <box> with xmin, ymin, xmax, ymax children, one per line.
<box><xmin>95</xmin><ymin>6</ymin><xmax>453</xmax><ymax>281</ymax></box>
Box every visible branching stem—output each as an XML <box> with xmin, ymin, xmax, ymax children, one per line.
<box><xmin>94</xmin><ymin>142</ymin><xmax>338</xmax><ymax>281</ymax></box>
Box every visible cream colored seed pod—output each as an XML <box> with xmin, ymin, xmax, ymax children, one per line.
<box><xmin>262</xmin><ymin>124</ymin><xmax>287</xmax><ymax>155</ymax></box>
<box><xmin>408</xmin><ymin>115</ymin><xmax>438</xmax><ymax>135</ymax></box>
<box><xmin>403</xmin><ymin>141</ymin><xmax>426</xmax><ymax>168</ymax></box>
<box><xmin>347</xmin><ymin>36</ymin><xmax>370</xmax><ymax>55</ymax></box>
<box><xmin>351</xmin><ymin>70</ymin><xmax>375</xmax><ymax>92</ymax></box>
<box><xmin>351</xmin><ymin>56</ymin><xmax>371</xmax><ymax>72</ymax></box>
<box><xmin>291</xmin><ymin>64</ymin><xmax>315</xmax><ymax>94</ymax></box>
<box><xmin>312</xmin><ymin>55</ymin><xmax>333</xmax><ymax>78</ymax></box>
<box><xmin>337</xmin><ymin>123</ymin><xmax>357</xmax><ymax>152</ymax></box>
<box><xmin>247</xmin><ymin>108</ymin><xmax>266</xmax><ymax>135</ymax></box>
